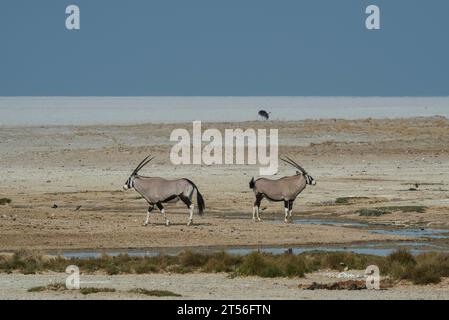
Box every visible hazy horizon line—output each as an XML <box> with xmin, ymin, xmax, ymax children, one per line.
<box><xmin>1</xmin><ymin>96</ymin><xmax>449</xmax><ymax>99</ymax></box>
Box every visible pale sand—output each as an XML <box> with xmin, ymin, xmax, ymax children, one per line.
<box><xmin>1</xmin><ymin>272</ymin><xmax>448</xmax><ymax>300</ymax></box>
<box><xmin>1</xmin><ymin>118</ymin><xmax>449</xmax><ymax>251</ymax></box>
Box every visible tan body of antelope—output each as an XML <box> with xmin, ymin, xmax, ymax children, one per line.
<box><xmin>123</xmin><ymin>155</ymin><xmax>205</xmax><ymax>226</ymax></box>
<box><xmin>249</xmin><ymin>156</ymin><xmax>316</xmax><ymax>223</ymax></box>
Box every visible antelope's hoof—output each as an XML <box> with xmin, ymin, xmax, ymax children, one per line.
<box><xmin>143</xmin><ymin>222</ymin><xmax>148</xmax><ymax>226</ymax></box>
<box><xmin>187</xmin><ymin>220</ymin><xmax>193</xmax><ymax>226</ymax></box>
<box><xmin>257</xmin><ymin>218</ymin><xmax>262</xmax><ymax>222</ymax></box>
<box><xmin>284</xmin><ymin>219</ymin><xmax>289</xmax><ymax>224</ymax></box>
<box><xmin>165</xmin><ymin>220</ymin><xmax>171</xmax><ymax>226</ymax></box>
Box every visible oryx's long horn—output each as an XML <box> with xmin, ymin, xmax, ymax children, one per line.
<box><xmin>132</xmin><ymin>155</ymin><xmax>153</xmax><ymax>175</ymax></box>
<box><xmin>285</xmin><ymin>156</ymin><xmax>308</xmax><ymax>175</ymax></box>
<box><xmin>133</xmin><ymin>155</ymin><xmax>151</xmax><ymax>173</ymax></box>
<box><xmin>280</xmin><ymin>157</ymin><xmax>299</xmax><ymax>170</ymax></box>
<box><xmin>280</xmin><ymin>156</ymin><xmax>298</xmax><ymax>169</ymax></box>
<box><xmin>281</xmin><ymin>156</ymin><xmax>308</xmax><ymax>175</ymax></box>
<box><xmin>135</xmin><ymin>156</ymin><xmax>155</xmax><ymax>174</ymax></box>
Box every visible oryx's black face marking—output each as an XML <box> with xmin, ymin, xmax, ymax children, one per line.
<box><xmin>296</xmin><ymin>171</ymin><xmax>315</xmax><ymax>185</ymax></box>
<box><xmin>305</xmin><ymin>174</ymin><xmax>316</xmax><ymax>185</ymax></box>
<box><xmin>123</xmin><ymin>175</ymin><xmax>134</xmax><ymax>190</ymax></box>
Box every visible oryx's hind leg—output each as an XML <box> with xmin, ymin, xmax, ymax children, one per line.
<box><xmin>288</xmin><ymin>200</ymin><xmax>294</xmax><ymax>223</ymax></box>
<box><xmin>156</xmin><ymin>202</ymin><xmax>170</xmax><ymax>226</ymax></box>
<box><xmin>144</xmin><ymin>204</ymin><xmax>155</xmax><ymax>226</ymax></box>
<box><xmin>179</xmin><ymin>195</ymin><xmax>194</xmax><ymax>226</ymax></box>
<box><xmin>253</xmin><ymin>193</ymin><xmax>263</xmax><ymax>222</ymax></box>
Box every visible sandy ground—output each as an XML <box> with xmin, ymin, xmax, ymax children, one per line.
<box><xmin>2</xmin><ymin>117</ymin><xmax>449</xmax><ymax>299</ymax></box>
<box><xmin>1</xmin><ymin>272</ymin><xmax>448</xmax><ymax>300</ymax></box>
<box><xmin>1</xmin><ymin>117</ymin><xmax>449</xmax><ymax>251</ymax></box>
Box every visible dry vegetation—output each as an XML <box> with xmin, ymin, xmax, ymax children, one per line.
<box><xmin>2</xmin><ymin>249</ymin><xmax>449</xmax><ymax>285</ymax></box>
<box><xmin>356</xmin><ymin>206</ymin><xmax>427</xmax><ymax>217</ymax></box>
<box><xmin>27</xmin><ymin>283</ymin><xmax>181</xmax><ymax>296</ymax></box>
<box><xmin>0</xmin><ymin>198</ymin><xmax>12</xmax><ymax>206</ymax></box>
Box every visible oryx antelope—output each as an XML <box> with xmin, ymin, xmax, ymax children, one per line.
<box><xmin>123</xmin><ymin>155</ymin><xmax>205</xmax><ymax>226</ymax></box>
<box><xmin>249</xmin><ymin>156</ymin><xmax>316</xmax><ymax>223</ymax></box>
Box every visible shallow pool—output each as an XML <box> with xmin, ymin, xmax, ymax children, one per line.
<box><xmin>57</xmin><ymin>240</ymin><xmax>449</xmax><ymax>259</ymax></box>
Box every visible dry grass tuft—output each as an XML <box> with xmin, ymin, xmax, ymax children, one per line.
<box><xmin>0</xmin><ymin>198</ymin><xmax>12</xmax><ymax>205</ymax></box>
<box><xmin>4</xmin><ymin>249</ymin><xmax>449</xmax><ymax>286</ymax></box>
<box><xmin>357</xmin><ymin>206</ymin><xmax>427</xmax><ymax>216</ymax></box>
<box><xmin>128</xmin><ymin>288</ymin><xmax>181</xmax><ymax>297</ymax></box>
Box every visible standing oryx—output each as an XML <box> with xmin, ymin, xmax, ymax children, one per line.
<box><xmin>249</xmin><ymin>156</ymin><xmax>316</xmax><ymax>223</ymax></box>
<box><xmin>123</xmin><ymin>155</ymin><xmax>205</xmax><ymax>226</ymax></box>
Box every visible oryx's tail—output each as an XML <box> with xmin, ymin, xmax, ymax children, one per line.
<box><xmin>185</xmin><ymin>179</ymin><xmax>205</xmax><ymax>215</ymax></box>
<box><xmin>196</xmin><ymin>189</ymin><xmax>205</xmax><ymax>216</ymax></box>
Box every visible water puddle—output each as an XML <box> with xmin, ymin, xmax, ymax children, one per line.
<box><xmin>292</xmin><ymin>219</ymin><xmax>369</xmax><ymax>228</ymax></box>
<box><xmin>56</xmin><ymin>218</ymin><xmax>448</xmax><ymax>259</ymax></box>
<box><xmin>58</xmin><ymin>240</ymin><xmax>449</xmax><ymax>259</ymax></box>
<box><xmin>293</xmin><ymin>218</ymin><xmax>449</xmax><ymax>239</ymax></box>
<box><xmin>370</xmin><ymin>228</ymin><xmax>449</xmax><ymax>239</ymax></box>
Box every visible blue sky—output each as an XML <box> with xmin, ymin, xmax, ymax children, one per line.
<box><xmin>1</xmin><ymin>0</ymin><xmax>448</xmax><ymax>96</ymax></box>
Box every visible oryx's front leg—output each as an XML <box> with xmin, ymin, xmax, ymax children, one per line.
<box><xmin>144</xmin><ymin>204</ymin><xmax>155</xmax><ymax>226</ymax></box>
<box><xmin>156</xmin><ymin>202</ymin><xmax>169</xmax><ymax>226</ymax></box>
<box><xmin>253</xmin><ymin>194</ymin><xmax>263</xmax><ymax>222</ymax></box>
